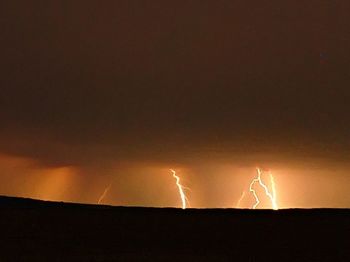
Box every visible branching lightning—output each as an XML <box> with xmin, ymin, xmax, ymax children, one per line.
<box><xmin>249</xmin><ymin>175</ymin><xmax>261</xmax><ymax>209</ymax></box>
<box><xmin>170</xmin><ymin>169</ymin><xmax>189</xmax><ymax>209</ymax></box>
<box><xmin>98</xmin><ymin>183</ymin><xmax>112</xmax><ymax>205</ymax></box>
<box><xmin>238</xmin><ymin>168</ymin><xmax>278</xmax><ymax>210</ymax></box>
<box><xmin>251</xmin><ymin>168</ymin><xmax>278</xmax><ymax>210</ymax></box>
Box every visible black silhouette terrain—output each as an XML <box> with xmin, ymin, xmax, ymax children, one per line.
<box><xmin>0</xmin><ymin>195</ymin><xmax>349</xmax><ymax>261</ymax></box>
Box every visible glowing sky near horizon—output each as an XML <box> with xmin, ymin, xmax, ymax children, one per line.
<box><xmin>0</xmin><ymin>153</ymin><xmax>349</xmax><ymax>208</ymax></box>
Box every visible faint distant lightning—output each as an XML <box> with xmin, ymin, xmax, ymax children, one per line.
<box><xmin>98</xmin><ymin>183</ymin><xmax>112</xmax><ymax>205</ymax></box>
<box><xmin>170</xmin><ymin>169</ymin><xmax>189</xmax><ymax>209</ymax></box>
<box><xmin>236</xmin><ymin>191</ymin><xmax>246</xmax><ymax>208</ymax></box>
<box><xmin>249</xmin><ymin>168</ymin><xmax>278</xmax><ymax>210</ymax></box>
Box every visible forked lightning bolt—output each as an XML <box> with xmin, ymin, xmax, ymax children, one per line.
<box><xmin>238</xmin><ymin>168</ymin><xmax>278</xmax><ymax>210</ymax></box>
<box><xmin>249</xmin><ymin>175</ymin><xmax>261</xmax><ymax>209</ymax></box>
<box><xmin>250</xmin><ymin>168</ymin><xmax>278</xmax><ymax>210</ymax></box>
<box><xmin>170</xmin><ymin>169</ymin><xmax>189</xmax><ymax>209</ymax></box>
<box><xmin>98</xmin><ymin>183</ymin><xmax>112</xmax><ymax>204</ymax></box>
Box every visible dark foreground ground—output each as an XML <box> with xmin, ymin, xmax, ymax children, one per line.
<box><xmin>0</xmin><ymin>196</ymin><xmax>349</xmax><ymax>261</ymax></box>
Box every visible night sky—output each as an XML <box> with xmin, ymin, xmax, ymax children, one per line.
<box><xmin>1</xmin><ymin>1</ymin><xmax>350</xmax><ymax>208</ymax></box>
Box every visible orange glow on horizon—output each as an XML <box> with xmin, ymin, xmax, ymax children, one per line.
<box><xmin>1</xmin><ymin>152</ymin><xmax>349</xmax><ymax>209</ymax></box>
<box><xmin>35</xmin><ymin>167</ymin><xmax>77</xmax><ymax>202</ymax></box>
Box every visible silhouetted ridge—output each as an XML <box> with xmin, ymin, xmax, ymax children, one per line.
<box><xmin>0</xmin><ymin>195</ymin><xmax>349</xmax><ymax>261</ymax></box>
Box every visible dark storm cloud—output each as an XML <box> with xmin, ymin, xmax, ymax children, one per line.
<box><xmin>1</xmin><ymin>0</ymin><xmax>350</xmax><ymax>166</ymax></box>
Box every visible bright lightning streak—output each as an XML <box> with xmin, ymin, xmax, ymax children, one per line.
<box><xmin>249</xmin><ymin>175</ymin><xmax>261</xmax><ymax>209</ymax></box>
<box><xmin>236</xmin><ymin>191</ymin><xmax>246</xmax><ymax>208</ymax></box>
<box><xmin>269</xmin><ymin>173</ymin><xmax>278</xmax><ymax>209</ymax></box>
<box><xmin>170</xmin><ymin>169</ymin><xmax>189</xmax><ymax>209</ymax></box>
<box><xmin>98</xmin><ymin>183</ymin><xmax>112</xmax><ymax>205</ymax></box>
<box><xmin>249</xmin><ymin>168</ymin><xmax>278</xmax><ymax>210</ymax></box>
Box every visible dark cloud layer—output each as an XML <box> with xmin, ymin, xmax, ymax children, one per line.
<box><xmin>1</xmin><ymin>1</ymin><xmax>350</xmax><ymax>167</ymax></box>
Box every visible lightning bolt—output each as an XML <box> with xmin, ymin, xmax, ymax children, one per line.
<box><xmin>236</xmin><ymin>191</ymin><xmax>246</xmax><ymax>208</ymax></box>
<box><xmin>170</xmin><ymin>169</ymin><xmax>189</xmax><ymax>209</ymax></box>
<box><xmin>249</xmin><ymin>168</ymin><xmax>278</xmax><ymax>210</ymax></box>
<box><xmin>97</xmin><ymin>183</ymin><xmax>112</xmax><ymax>205</ymax></box>
<box><xmin>269</xmin><ymin>172</ymin><xmax>277</xmax><ymax>209</ymax></box>
<box><xmin>249</xmin><ymin>174</ymin><xmax>261</xmax><ymax>209</ymax></box>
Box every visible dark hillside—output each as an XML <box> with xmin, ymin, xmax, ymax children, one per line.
<box><xmin>0</xmin><ymin>196</ymin><xmax>349</xmax><ymax>261</ymax></box>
